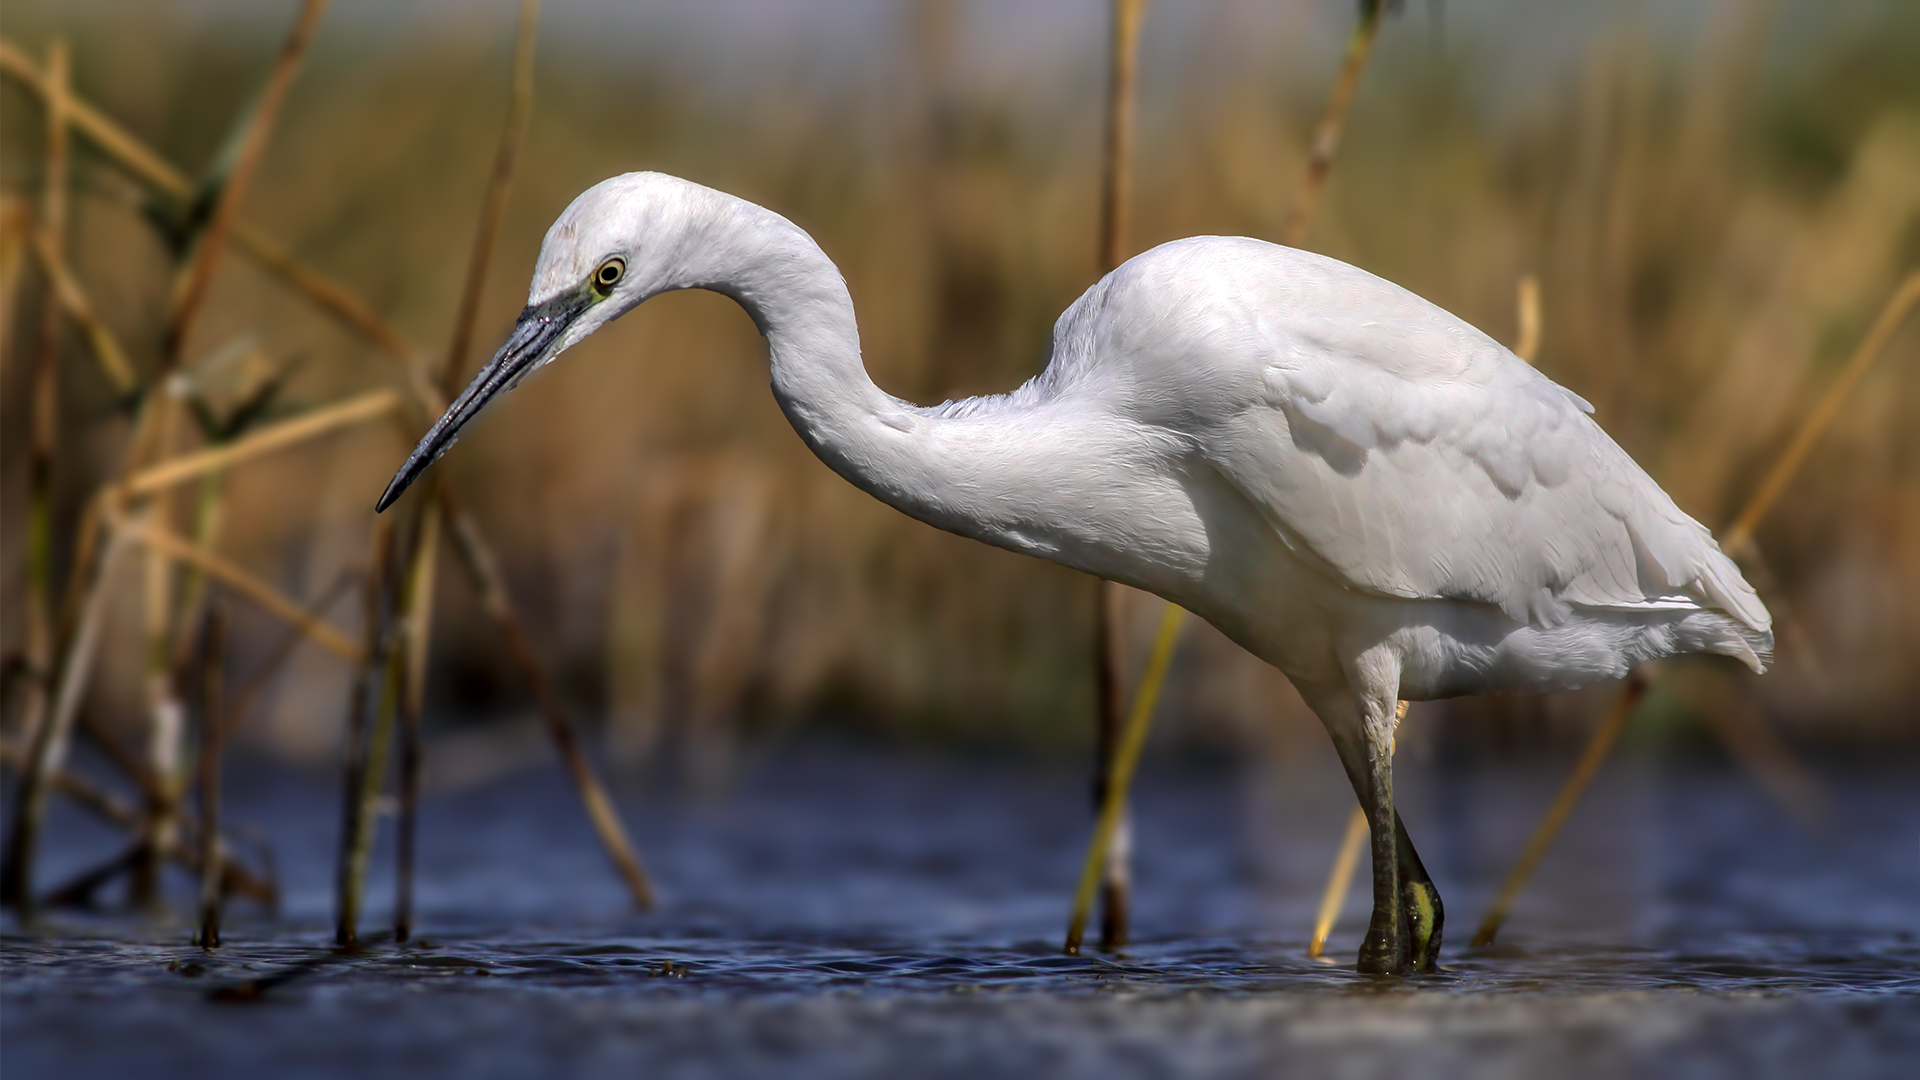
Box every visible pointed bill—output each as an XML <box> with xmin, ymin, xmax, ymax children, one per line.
<box><xmin>376</xmin><ymin>286</ymin><xmax>593</xmax><ymax>512</ymax></box>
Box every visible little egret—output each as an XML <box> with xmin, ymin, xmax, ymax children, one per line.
<box><xmin>378</xmin><ymin>173</ymin><xmax>1771</xmax><ymax>975</ymax></box>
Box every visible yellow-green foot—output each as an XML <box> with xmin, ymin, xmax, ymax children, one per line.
<box><xmin>1404</xmin><ymin>880</ymin><xmax>1443</xmax><ymax>974</ymax></box>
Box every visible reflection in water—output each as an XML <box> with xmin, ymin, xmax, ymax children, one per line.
<box><xmin>4</xmin><ymin>738</ymin><xmax>1917</xmax><ymax>1078</ymax></box>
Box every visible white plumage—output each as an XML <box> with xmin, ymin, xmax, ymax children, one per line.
<box><xmin>380</xmin><ymin>173</ymin><xmax>1771</xmax><ymax>974</ymax></box>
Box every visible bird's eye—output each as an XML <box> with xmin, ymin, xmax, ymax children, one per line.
<box><xmin>592</xmin><ymin>257</ymin><xmax>625</xmax><ymax>294</ymax></box>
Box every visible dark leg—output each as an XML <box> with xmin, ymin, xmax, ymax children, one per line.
<box><xmin>1395</xmin><ymin>811</ymin><xmax>1442</xmax><ymax>973</ymax></box>
<box><xmin>1319</xmin><ymin>691</ymin><xmax>1409</xmax><ymax>976</ymax></box>
<box><xmin>1356</xmin><ymin>730</ymin><xmax>1404</xmax><ymax>974</ymax></box>
<box><xmin>1092</xmin><ymin>578</ymin><xmax>1129</xmax><ymax>950</ymax></box>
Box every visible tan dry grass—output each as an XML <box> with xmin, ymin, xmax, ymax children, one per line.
<box><xmin>2</xmin><ymin>3</ymin><xmax>1917</xmax><ymax>765</ymax></box>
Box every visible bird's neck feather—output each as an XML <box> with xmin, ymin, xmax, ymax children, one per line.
<box><xmin>679</xmin><ymin>202</ymin><xmax>906</xmax><ymax>483</ymax></box>
<box><xmin>684</xmin><ymin>198</ymin><xmax>1109</xmax><ymax>567</ymax></box>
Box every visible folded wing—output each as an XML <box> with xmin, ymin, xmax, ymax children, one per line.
<box><xmin>1197</xmin><ymin>270</ymin><xmax>1769</xmax><ymax>637</ymax></box>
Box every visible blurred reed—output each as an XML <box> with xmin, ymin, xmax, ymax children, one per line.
<box><xmin>1088</xmin><ymin>0</ymin><xmax>1148</xmax><ymax>955</ymax></box>
<box><xmin>0</xmin><ymin>0</ymin><xmax>1913</xmax><ymax>858</ymax></box>
<box><xmin>0</xmin><ymin>0</ymin><xmax>668</xmax><ymax>923</ymax></box>
<box><xmin>1073</xmin><ymin>0</ymin><xmax>1391</xmax><ymax>956</ymax></box>
<box><xmin>194</xmin><ymin>603</ymin><xmax>227</xmax><ymax>949</ymax></box>
<box><xmin>1472</xmin><ymin>265</ymin><xmax>1920</xmax><ymax>947</ymax></box>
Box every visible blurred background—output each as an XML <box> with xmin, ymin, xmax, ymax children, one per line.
<box><xmin>2</xmin><ymin>0</ymin><xmax>1917</xmax><ymax>791</ymax></box>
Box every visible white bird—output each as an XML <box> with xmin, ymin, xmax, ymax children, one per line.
<box><xmin>378</xmin><ymin>173</ymin><xmax>1771</xmax><ymax>975</ymax></box>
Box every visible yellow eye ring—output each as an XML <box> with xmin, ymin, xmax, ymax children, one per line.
<box><xmin>592</xmin><ymin>257</ymin><xmax>625</xmax><ymax>293</ymax></box>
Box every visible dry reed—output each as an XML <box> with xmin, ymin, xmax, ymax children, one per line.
<box><xmin>2</xmin><ymin>38</ymin><xmax>72</xmax><ymax>914</ymax></box>
<box><xmin>1064</xmin><ymin>601</ymin><xmax>1182</xmax><ymax>954</ymax></box>
<box><xmin>0</xmin><ymin>36</ymin><xmax>426</xmax><ymax>377</ymax></box>
<box><xmin>1088</xmin><ymin>0</ymin><xmax>1149</xmax><ymax>955</ymax></box>
<box><xmin>0</xmin><ymin>0</ymin><xmax>1912</xmax><ymax>942</ymax></box>
<box><xmin>441</xmin><ymin>488</ymin><xmax>658</xmax><ymax>909</ymax></box>
<box><xmin>121</xmin><ymin>513</ymin><xmax>358</xmax><ymax>660</ymax></box>
<box><xmin>1513</xmin><ymin>274</ymin><xmax>1542</xmax><ymax>364</ymax></box>
<box><xmin>440</xmin><ymin>0</ymin><xmax>542</xmax><ymax>391</ymax></box>
<box><xmin>134</xmin><ymin>0</ymin><xmax>329</xmax><ymax>905</ymax></box>
<box><xmin>1281</xmin><ymin>0</ymin><xmax>1388</xmax><ymax>247</ymax></box>
<box><xmin>1471</xmin><ymin>676</ymin><xmax>1647</xmax><ymax>947</ymax></box>
<box><xmin>0</xmin><ymin>0</ymin><xmax>658</xmax><ymax>923</ymax></box>
<box><xmin>392</xmin><ymin>504</ymin><xmax>437</xmax><ymax>943</ymax></box>
<box><xmin>159</xmin><ymin>0</ymin><xmax>328</xmax><ymax>370</ymax></box>
<box><xmin>1306</xmin><ymin>272</ymin><xmax>1545</xmax><ymax>955</ymax></box>
<box><xmin>0</xmin><ymin>526</ymin><xmax>131</xmax><ymax>912</ymax></box>
<box><xmin>1722</xmin><ymin>270</ymin><xmax>1920</xmax><ymax>554</ymax></box>
<box><xmin>225</xmin><ymin>567</ymin><xmax>360</xmax><ymax>735</ymax></box>
<box><xmin>26</xmin><ymin>227</ymin><xmax>135</xmax><ymax>396</ymax></box>
<box><xmin>1307</xmin><ymin>808</ymin><xmax>1369</xmax><ymax>961</ymax></box>
<box><xmin>1470</xmin><ymin>267</ymin><xmax>1920</xmax><ymax>946</ymax></box>
<box><xmin>16</xmin><ymin>36</ymin><xmax>67</xmax><ymax>838</ymax></box>
<box><xmin>195</xmin><ymin>605</ymin><xmax>227</xmax><ymax>949</ymax></box>
<box><xmin>118</xmin><ymin>388</ymin><xmax>401</xmax><ymax>499</ymax></box>
<box><xmin>335</xmin><ymin>517</ymin><xmax>392</xmax><ymax>947</ymax></box>
<box><xmin>1066</xmin><ymin>0</ymin><xmax>1395</xmax><ymax>955</ymax></box>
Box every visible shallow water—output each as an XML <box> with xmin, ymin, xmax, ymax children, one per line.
<box><xmin>4</xmin><ymin>736</ymin><xmax>1917</xmax><ymax>1078</ymax></box>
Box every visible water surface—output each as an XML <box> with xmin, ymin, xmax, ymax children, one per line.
<box><xmin>5</xmin><ymin>736</ymin><xmax>1917</xmax><ymax>1078</ymax></box>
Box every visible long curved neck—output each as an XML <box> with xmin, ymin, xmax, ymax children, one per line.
<box><xmin>681</xmin><ymin>203</ymin><xmax>1020</xmax><ymax>534</ymax></box>
<box><xmin>688</xmin><ymin>205</ymin><xmax>908</xmax><ymax>484</ymax></box>
<box><xmin>672</xmin><ymin>194</ymin><xmax>1155</xmax><ymax>583</ymax></box>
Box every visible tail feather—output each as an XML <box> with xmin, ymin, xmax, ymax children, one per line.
<box><xmin>1682</xmin><ymin>610</ymin><xmax>1773</xmax><ymax>674</ymax></box>
<box><xmin>1694</xmin><ymin>540</ymin><xmax>1772</xmax><ymax>635</ymax></box>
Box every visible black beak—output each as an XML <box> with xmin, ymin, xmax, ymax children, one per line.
<box><xmin>376</xmin><ymin>288</ymin><xmax>592</xmax><ymax>513</ymax></box>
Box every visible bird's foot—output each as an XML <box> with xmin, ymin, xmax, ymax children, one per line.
<box><xmin>1404</xmin><ymin>879</ymin><xmax>1443</xmax><ymax>975</ymax></box>
<box><xmin>1356</xmin><ymin>916</ymin><xmax>1409</xmax><ymax>976</ymax></box>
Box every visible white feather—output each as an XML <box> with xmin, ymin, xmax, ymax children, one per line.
<box><xmin>511</xmin><ymin>175</ymin><xmax>1771</xmax><ymax>697</ymax></box>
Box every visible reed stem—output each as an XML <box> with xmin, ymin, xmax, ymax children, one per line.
<box><xmin>0</xmin><ymin>527</ymin><xmax>132</xmax><ymax>913</ymax></box>
<box><xmin>120</xmin><ymin>389</ymin><xmax>401</xmax><ymax>500</ymax></box>
<box><xmin>1068</xmin><ymin>0</ymin><xmax>1387</xmax><ymax>955</ymax></box>
<box><xmin>440</xmin><ymin>488</ymin><xmax>657</xmax><ymax>909</ymax></box>
<box><xmin>0</xmin><ymin>740</ymin><xmax>273</xmax><ymax>910</ymax></box>
<box><xmin>1514</xmin><ymin>274</ymin><xmax>1542</xmax><ymax>363</ymax></box>
<box><xmin>26</xmin><ymin>226</ymin><xmax>136</xmax><ymax>397</ymax></box>
<box><xmin>336</xmin><ymin>519</ymin><xmax>393</xmax><ymax>947</ymax></box>
<box><xmin>1091</xmin><ymin>577</ymin><xmax>1131</xmax><ymax>950</ymax></box>
<box><xmin>441</xmin><ymin>0</ymin><xmax>542</xmax><ymax>395</ymax></box>
<box><xmin>1472</xmin><ymin>676</ymin><xmax>1646</xmax><ymax>947</ymax></box>
<box><xmin>196</xmin><ymin>607</ymin><xmax>227</xmax><ymax>949</ymax></box>
<box><xmin>132</xmin><ymin>391</ymin><xmax>183</xmax><ymax>909</ymax></box>
<box><xmin>119</xmin><ymin>514</ymin><xmax>359</xmax><ymax>661</ymax></box>
<box><xmin>0</xmin><ymin>196</ymin><xmax>27</xmax><ymax>374</ymax></box>
<box><xmin>1282</xmin><ymin>0</ymin><xmax>1387</xmax><ymax>247</ymax></box>
<box><xmin>161</xmin><ymin>0</ymin><xmax>329</xmax><ymax>372</ymax></box>
<box><xmin>3</xmin><ymin>44</ymin><xmax>74</xmax><ymax>915</ymax></box>
<box><xmin>1064</xmin><ymin>601</ymin><xmax>1182</xmax><ymax>954</ymax></box>
<box><xmin>168</xmin><ymin>469</ymin><xmax>229</xmax><ymax>677</ymax></box>
<box><xmin>1472</xmin><ymin>269</ymin><xmax>1920</xmax><ymax>946</ymax></box>
<box><xmin>1723</xmin><ymin>270</ymin><xmax>1920</xmax><ymax>553</ymax></box>
<box><xmin>1</xmin><ymin>43</ymin><xmax>645</xmax><ymax>920</ymax></box>
<box><xmin>394</xmin><ymin>504</ymin><xmax>441</xmax><ymax>943</ymax></box>
<box><xmin>225</xmin><ymin>568</ymin><xmax>359</xmax><ymax>741</ymax></box>
<box><xmin>1088</xmin><ymin>0</ymin><xmax>1148</xmax><ymax>954</ymax></box>
<box><xmin>1096</xmin><ymin>0</ymin><xmax>1146</xmax><ymax>274</ymax></box>
<box><xmin>341</xmin><ymin>632</ymin><xmax>404</xmax><ymax>945</ymax></box>
<box><xmin>19</xmin><ymin>40</ymin><xmax>68</xmax><ymax>774</ymax></box>
<box><xmin>1307</xmin><ymin>808</ymin><xmax>1368</xmax><ymax>960</ymax></box>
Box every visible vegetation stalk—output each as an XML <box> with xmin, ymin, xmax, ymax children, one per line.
<box><xmin>1067</xmin><ymin>0</ymin><xmax>1390</xmax><ymax>955</ymax></box>
<box><xmin>196</xmin><ymin>607</ymin><xmax>227</xmax><ymax>949</ymax></box>
<box><xmin>1089</xmin><ymin>0</ymin><xmax>1148</xmax><ymax>954</ymax></box>
<box><xmin>1472</xmin><ymin>268</ymin><xmax>1920</xmax><ymax>946</ymax></box>
<box><xmin>335</xmin><ymin>520</ymin><xmax>393</xmax><ymax>947</ymax></box>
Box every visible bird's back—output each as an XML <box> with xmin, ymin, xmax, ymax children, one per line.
<box><xmin>1040</xmin><ymin>236</ymin><xmax>1771</xmax><ymax>677</ymax></box>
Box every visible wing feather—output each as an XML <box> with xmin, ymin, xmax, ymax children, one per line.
<box><xmin>1122</xmin><ymin>241</ymin><xmax>1773</xmax><ymax>635</ymax></box>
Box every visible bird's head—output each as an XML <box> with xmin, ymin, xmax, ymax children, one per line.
<box><xmin>376</xmin><ymin>172</ymin><xmax>723</xmax><ymax>512</ymax></box>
